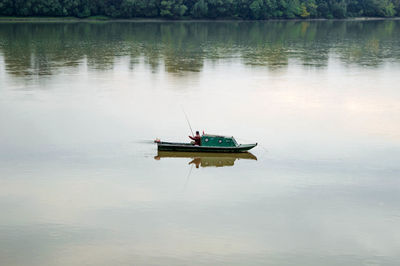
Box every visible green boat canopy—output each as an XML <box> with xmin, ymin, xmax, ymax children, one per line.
<box><xmin>200</xmin><ymin>134</ymin><xmax>238</xmax><ymax>147</ymax></box>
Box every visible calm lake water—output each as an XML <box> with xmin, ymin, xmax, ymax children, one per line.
<box><xmin>1</xmin><ymin>20</ymin><xmax>400</xmax><ymax>266</ymax></box>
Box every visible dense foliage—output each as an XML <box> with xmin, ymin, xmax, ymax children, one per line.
<box><xmin>0</xmin><ymin>0</ymin><xmax>399</xmax><ymax>19</ymax></box>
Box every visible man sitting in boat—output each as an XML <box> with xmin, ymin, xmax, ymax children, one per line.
<box><xmin>189</xmin><ymin>131</ymin><xmax>201</xmax><ymax>146</ymax></box>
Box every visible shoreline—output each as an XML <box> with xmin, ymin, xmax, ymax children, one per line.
<box><xmin>0</xmin><ymin>16</ymin><xmax>399</xmax><ymax>23</ymax></box>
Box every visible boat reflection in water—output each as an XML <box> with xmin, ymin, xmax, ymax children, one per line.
<box><xmin>154</xmin><ymin>151</ymin><xmax>257</xmax><ymax>168</ymax></box>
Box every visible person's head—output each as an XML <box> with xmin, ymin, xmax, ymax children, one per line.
<box><xmin>196</xmin><ymin>131</ymin><xmax>200</xmax><ymax>135</ymax></box>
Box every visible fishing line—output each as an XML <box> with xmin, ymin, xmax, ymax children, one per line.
<box><xmin>183</xmin><ymin>163</ymin><xmax>194</xmax><ymax>192</ymax></box>
<box><xmin>181</xmin><ymin>106</ymin><xmax>194</xmax><ymax>136</ymax></box>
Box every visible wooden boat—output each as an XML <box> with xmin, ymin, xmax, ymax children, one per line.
<box><xmin>156</xmin><ymin>134</ymin><xmax>257</xmax><ymax>153</ymax></box>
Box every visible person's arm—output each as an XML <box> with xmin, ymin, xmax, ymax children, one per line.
<box><xmin>189</xmin><ymin>136</ymin><xmax>195</xmax><ymax>140</ymax></box>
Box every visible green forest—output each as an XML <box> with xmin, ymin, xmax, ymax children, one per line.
<box><xmin>0</xmin><ymin>0</ymin><xmax>399</xmax><ymax>19</ymax></box>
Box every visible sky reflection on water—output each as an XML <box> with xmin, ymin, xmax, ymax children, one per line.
<box><xmin>0</xmin><ymin>21</ymin><xmax>400</xmax><ymax>266</ymax></box>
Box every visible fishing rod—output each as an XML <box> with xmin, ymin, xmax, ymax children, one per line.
<box><xmin>181</xmin><ymin>107</ymin><xmax>194</xmax><ymax>137</ymax></box>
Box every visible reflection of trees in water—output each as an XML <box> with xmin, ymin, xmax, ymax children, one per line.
<box><xmin>333</xmin><ymin>21</ymin><xmax>399</xmax><ymax>66</ymax></box>
<box><xmin>0</xmin><ymin>20</ymin><xmax>399</xmax><ymax>77</ymax></box>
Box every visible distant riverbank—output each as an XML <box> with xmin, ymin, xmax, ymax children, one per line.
<box><xmin>0</xmin><ymin>16</ymin><xmax>399</xmax><ymax>23</ymax></box>
<box><xmin>0</xmin><ymin>16</ymin><xmax>111</xmax><ymax>22</ymax></box>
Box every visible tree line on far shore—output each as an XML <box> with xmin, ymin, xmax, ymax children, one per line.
<box><xmin>0</xmin><ymin>0</ymin><xmax>399</xmax><ymax>19</ymax></box>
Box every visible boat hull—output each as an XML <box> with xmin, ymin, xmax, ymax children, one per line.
<box><xmin>157</xmin><ymin>142</ymin><xmax>257</xmax><ymax>153</ymax></box>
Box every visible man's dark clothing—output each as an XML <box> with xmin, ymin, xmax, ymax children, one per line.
<box><xmin>189</xmin><ymin>135</ymin><xmax>201</xmax><ymax>146</ymax></box>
